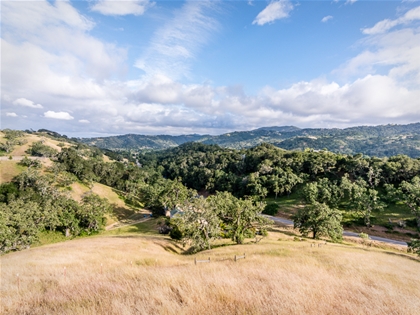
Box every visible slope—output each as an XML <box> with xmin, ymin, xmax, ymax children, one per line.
<box><xmin>1</xmin><ymin>224</ymin><xmax>419</xmax><ymax>315</ymax></box>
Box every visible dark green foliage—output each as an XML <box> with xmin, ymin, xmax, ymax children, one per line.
<box><xmin>26</xmin><ymin>141</ymin><xmax>58</xmax><ymax>157</ymax></box>
<box><xmin>0</xmin><ymin>199</ymin><xmax>42</xmax><ymax>252</ymax></box>
<box><xmin>170</xmin><ymin>192</ymin><xmax>272</xmax><ymax>251</ymax></box>
<box><xmin>407</xmin><ymin>239</ymin><xmax>420</xmax><ymax>256</ymax></box>
<box><xmin>169</xmin><ymin>225</ymin><xmax>183</xmax><ymax>240</ymax></box>
<box><xmin>263</xmin><ymin>203</ymin><xmax>279</xmax><ymax>215</ymax></box>
<box><xmin>0</xmin><ymin>182</ymin><xmax>20</xmax><ymax>203</ymax></box>
<box><xmin>293</xmin><ymin>202</ymin><xmax>343</xmax><ymax>241</ymax></box>
<box><xmin>78</xmin><ymin>193</ymin><xmax>112</xmax><ymax>233</ymax></box>
<box><xmin>398</xmin><ymin>177</ymin><xmax>420</xmax><ymax>228</ymax></box>
<box><xmin>18</xmin><ymin>156</ymin><xmax>42</xmax><ymax>168</ymax></box>
<box><xmin>0</xmin><ymin>164</ymin><xmax>113</xmax><ymax>253</ymax></box>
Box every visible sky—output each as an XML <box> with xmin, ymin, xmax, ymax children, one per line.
<box><xmin>1</xmin><ymin>0</ymin><xmax>420</xmax><ymax>137</ymax></box>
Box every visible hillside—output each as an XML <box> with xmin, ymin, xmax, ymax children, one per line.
<box><xmin>1</xmin><ymin>222</ymin><xmax>419</xmax><ymax>315</ymax></box>
<box><xmin>0</xmin><ymin>130</ymin><xmax>146</xmax><ymax>231</ymax></box>
<box><xmin>79</xmin><ymin>123</ymin><xmax>420</xmax><ymax>158</ymax></box>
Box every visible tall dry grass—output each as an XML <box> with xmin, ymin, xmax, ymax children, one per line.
<box><xmin>1</xmin><ymin>233</ymin><xmax>419</xmax><ymax>315</ymax></box>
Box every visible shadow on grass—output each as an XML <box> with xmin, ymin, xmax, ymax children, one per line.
<box><xmin>153</xmin><ymin>241</ymin><xmax>185</xmax><ymax>254</ymax></box>
<box><xmin>382</xmin><ymin>250</ymin><xmax>420</xmax><ymax>263</ymax></box>
<box><xmin>110</xmin><ymin>205</ymin><xmax>136</xmax><ymax>221</ymax></box>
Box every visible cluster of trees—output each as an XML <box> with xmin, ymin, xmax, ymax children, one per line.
<box><xmin>169</xmin><ymin>191</ymin><xmax>272</xmax><ymax>252</ymax></box>
<box><xmin>138</xmin><ymin>143</ymin><xmax>420</xmax><ymax>233</ymax></box>
<box><xmin>25</xmin><ymin>141</ymin><xmax>58</xmax><ymax>157</ymax></box>
<box><xmin>0</xmin><ymin>168</ymin><xmax>111</xmax><ymax>254</ymax></box>
<box><xmin>0</xmin><ymin>129</ymin><xmax>26</xmax><ymax>154</ymax></box>
<box><xmin>139</xmin><ymin>143</ymin><xmax>420</xmax><ymax>197</ymax></box>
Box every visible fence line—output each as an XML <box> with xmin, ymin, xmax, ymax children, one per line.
<box><xmin>194</xmin><ymin>257</ymin><xmax>211</xmax><ymax>265</ymax></box>
<box><xmin>234</xmin><ymin>253</ymin><xmax>246</xmax><ymax>262</ymax></box>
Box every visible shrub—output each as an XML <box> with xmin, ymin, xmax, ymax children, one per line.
<box><xmin>407</xmin><ymin>239</ymin><xmax>420</xmax><ymax>256</ymax></box>
<box><xmin>169</xmin><ymin>225</ymin><xmax>183</xmax><ymax>240</ymax></box>
<box><xmin>263</xmin><ymin>203</ymin><xmax>278</xmax><ymax>215</ymax></box>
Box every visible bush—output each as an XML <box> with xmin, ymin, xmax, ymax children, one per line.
<box><xmin>263</xmin><ymin>203</ymin><xmax>278</xmax><ymax>215</ymax></box>
<box><xmin>26</xmin><ymin>141</ymin><xmax>57</xmax><ymax>157</ymax></box>
<box><xmin>407</xmin><ymin>239</ymin><xmax>420</xmax><ymax>256</ymax></box>
<box><xmin>169</xmin><ymin>225</ymin><xmax>183</xmax><ymax>240</ymax></box>
<box><xmin>18</xmin><ymin>156</ymin><xmax>41</xmax><ymax>168</ymax></box>
<box><xmin>384</xmin><ymin>222</ymin><xmax>393</xmax><ymax>230</ymax></box>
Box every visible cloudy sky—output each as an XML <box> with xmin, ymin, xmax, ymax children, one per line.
<box><xmin>1</xmin><ymin>0</ymin><xmax>420</xmax><ymax>137</ymax></box>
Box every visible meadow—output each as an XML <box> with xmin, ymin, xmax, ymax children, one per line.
<box><xmin>1</xmin><ymin>221</ymin><xmax>419</xmax><ymax>315</ymax></box>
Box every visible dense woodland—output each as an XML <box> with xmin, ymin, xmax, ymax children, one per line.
<box><xmin>1</xmin><ymin>129</ymin><xmax>420</xmax><ymax>254</ymax></box>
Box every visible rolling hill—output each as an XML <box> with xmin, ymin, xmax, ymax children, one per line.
<box><xmin>79</xmin><ymin>123</ymin><xmax>420</xmax><ymax>158</ymax></box>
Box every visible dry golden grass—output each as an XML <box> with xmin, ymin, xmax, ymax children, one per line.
<box><xmin>0</xmin><ymin>160</ymin><xmax>25</xmax><ymax>184</ymax></box>
<box><xmin>1</xmin><ymin>229</ymin><xmax>419</xmax><ymax>315</ymax></box>
<box><xmin>69</xmin><ymin>182</ymin><xmax>145</xmax><ymax>225</ymax></box>
<box><xmin>0</xmin><ymin>132</ymin><xmax>71</xmax><ymax>157</ymax></box>
<box><xmin>9</xmin><ymin>134</ymin><xmax>55</xmax><ymax>156</ymax></box>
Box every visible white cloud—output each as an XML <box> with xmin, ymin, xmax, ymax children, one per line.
<box><xmin>262</xmin><ymin>75</ymin><xmax>419</xmax><ymax>124</ymax></box>
<box><xmin>321</xmin><ymin>16</ymin><xmax>333</xmax><ymax>23</ymax></box>
<box><xmin>337</xmin><ymin>28</ymin><xmax>420</xmax><ymax>86</ymax></box>
<box><xmin>135</xmin><ymin>0</ymin><xmax>220</xmax><ymax>80</ymax></box>
<box><xmin>1</xmin><ymin>1</ymin><xmax>126</xmax><ymax>83</ymax></box>
<box><xmin>44</xmin><ymin>111</ymin><xmax>74</xmax><ymax>120</ymax></box>
<box><xmin>1</xmin><ymin>0</ymin><xmax>419</xmax><ymax>136</ymax></box>
<box><xmin>6</xmin><ymin>113</ymin><xmax>18</xmax><ymax>117</ymax></box>
<box><xmin>1</xmin><ymin>0</ymin><xmax>94</xmax><ymax>34</ymax></box>
<box><xmin>252</xmin><ymin>0</ymin><xmax>293</xmax><ymax>26</ymax></box>
<box><xmin>13</xmin><ymin>98</ymin><xmax>43</xmax><ymax>109</ymax></box>
<box><xmin>91</xmin><ymin>0</ymin><xmax>153</xmax><ymax>16</ymax></box>
<box><xmin>362</xmin><ymin>6</ymin><xmax>420</xmax><ymax>34</ymax></box>
<box><xmin>345</xmin><ymin>0</ymin><xmax>357</xmax><ymax>5</ymax></box>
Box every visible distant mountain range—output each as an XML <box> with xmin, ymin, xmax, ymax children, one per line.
<box><xmin>79</xmin><ymin>123</ymin><xmax>420</xmax><ymax>158</ymax></box>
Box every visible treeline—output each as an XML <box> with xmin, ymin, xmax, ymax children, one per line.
<box><xmin>138</xmin><ymin>142</ymin><xmax>420</xmax><ymax>195</ymax></box>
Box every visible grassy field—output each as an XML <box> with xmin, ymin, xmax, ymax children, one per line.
<box><xmin>1</xmin><ymin>221</ymin><xmax>419</xmax><ymax>315</ymax></box>
<box><xmin>0</xmin><ymin>160</ymin><xmax>26</xmax><ymax>184</ymax></box>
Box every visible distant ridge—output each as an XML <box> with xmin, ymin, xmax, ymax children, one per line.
<box><xmin>79</xmin><ymin>122</ymin><xmax>420</xmax><ymax>158</ymax></box>
<box><xmin>255</xmin><ymin>126</ymin><xmax>301</xmax><ymax>132</ymax></box>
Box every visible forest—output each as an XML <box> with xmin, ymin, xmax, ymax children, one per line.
<box><xmin>1</xmin><ymin>129</ymin><xmax>420</xmax><ymax>254</ymax></box>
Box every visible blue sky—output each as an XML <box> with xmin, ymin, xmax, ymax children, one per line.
<box><xmin>2</xmin><ymin>0</ymin><xmax>420</xmax><ymax>137</ymax></box>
